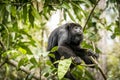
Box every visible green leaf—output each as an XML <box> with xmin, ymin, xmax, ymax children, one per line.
<box><xmin>2</xmin><ymin>50</ymin><xmax>20</xmax><ymax>59</ymax></box>
<box><xmin>63</xmin><ymin>9</ymin><xmax>67</xmax><ymax>20</ymax></box>
<box><xmin>111</xmin><ymin>33</ymin><xmax>116</xmax><ymax>39</ymax></box>
<box><xmin>9</xmin><ymin>50</ymin><xmax>20</xmax><ymax>59</ymax></box>
<box><xmin>0</xmin><ymin>24</ymin><xmax>5</xmax><ymax>32</ymax></box>
<box><xmin>44</xmin><ymin>72</ymin><xmax>49</xmax><ymax>77</ymax></box>
<box><xmin>71</xmin><ymin>2</ymin><xmax>86</xmax><ymax>15</ymax></box>
<box><xmin>18</xmin><ymin>47</ymin><xmax>27</xmax><ymax>54</ymax></box>
<box><xmin>18</xmin><ymin>44</ymin><xmax>33</xmax><ymax>55</ymax></box>
<box><xmin>30</xmin><ymin>57</ymin><xmax>38</xmax><ymax>65</ymax></box>
<box><xmin>89</xmin><ymin>0</ymin><xmax>96</xmax><ymax>4</ymax></box>
<box><xmin>13</xmin><ymin>21</ymin><xmax>18</xmax><ymax>31</ymax></box>
<box><xmin>10</xmin><ymin>5</ymin><xmax>16</xmax><ymax>17</ymax></box>
<box><xmin>17</xmin><ymin>29</ymin><xmax>36</xmax><ymax>47</ymax></box>
<box><xmin>46</xmin><ymin>60</ymin><xmax>53</xmax><ymax>66</ymax></box>
<box><xmin>61</xmin><ymin>2</ymin><xmax>70</xmax><ymax>9</ymax></box>
<box><xmin>18</xmin><ymin>29</ymin><xmax>31</xmax><ymax>38</ymax></box>
<box><xmin>58</xmin><ymin>58</ymin><xmax>72</xmax><ymax>79</ymax></box>
<box><xmin>48</xmin><ymin>53</ymin><xmax>55</xmax><ymax>59</ymax></box>
<box><xmin>31</xmin><ymin>6</ymin><xmax>41</xmax><ymax>20</ymax></box>
<box><xmin>42</xmin><ymin>6</ymin><xmax>49</xmax><ymax>20</ymax></box>
<box><xmin>72</xmin><ymin>65</ymin><xmax>95</xmax><ymax>80</ymax></box>
<box><xmin>29</xmin><ymin>6</ymin><xmax>34</xmax><ymax>27</ymax></box>
<box><xmin>67</xmin><ymin>10</ymin><xmax>76</xmax><ymax>22</ymax></box>
<box><xmin>81</xmin><ymin>0</ymin><xmax>92</xmax><ymax>7</ymax></box>
<box><xmin>71</xmin><ymin>66</ymin><xmax>84</xmax><ymax>79</ymax></box>
<box><xmin>82</xmin><ymin>41</ymin><xmax>93</xmax><ymax>49</ymax></box>
<box><xmin>18</xmin><ymin>57</ymin><xmax>28</xmax><ymax>68</ymax></box>
<box><xmin>73</xmin><ymin>8</ymin><xmax>81</xmax><ymax>21</ymax></box>
<box><xmin>114</xmin><ymin>25</ymin><xmax>120</xmax><ymax>36</ymax></box>
<box><xmin>23</xmin><ymin>5</ymin><xmax>27</xmax><ymax>23</ymax></box>
<box><xmin>50</xmin><ymin>46</ymin><xmax>58</xmax><ymax>52</ymax></box>
<box><xmin>81</xmin><ymin>41</ymin><xmax>101</xmax><ymax>53</ymax></box>
<box><xmin>3</xmin><ymin>9</ymin><xmax>9</xmax><ymax>23</ymax></box>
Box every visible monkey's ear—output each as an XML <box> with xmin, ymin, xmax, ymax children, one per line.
<box><xmin>66</xmin><ymin>23</ymin><xmax>72</xmax><ymax>31</ymax></box>
<box><xmin>65</xmin><ymin>23</ymin><xmax>70</xmax><ymax>30</ymax></box>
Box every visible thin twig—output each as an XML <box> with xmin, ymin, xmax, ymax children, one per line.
<box><xmin>83</xmin><ymin>0</ymin><xmax>101</xmax><ymax>31</ymax></box>
<box><xmin>92</xmin><ymin>41</ymin><xmax>96</xmax><ymax>53</ymax></box>
<box><xmin>80</xmin><ymin>64</ymin><xmax>96</xmax><ymax>67</ymax></box>
<box><xmin>39</xmin><ymin>58</ymin><xmax>42</xmax><ymax>80</ymax></box>
<box><xmin>0</xmin><ymin>39</ymin><xmax>6</xmax><ymax>51</ymax></box>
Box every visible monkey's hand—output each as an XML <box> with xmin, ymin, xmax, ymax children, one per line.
<box><xmin>87</xmin><ymin>50</ymin><xmax>99</xmax><ymax>59</ymax></box>
<box><xmin>72</xmin><ymin>57</ymin><xmax>81</xmax><ymax>65</ymax></box>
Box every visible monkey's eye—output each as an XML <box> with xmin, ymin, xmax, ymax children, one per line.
<box><xmin>74</xmin><ymin>26</ymin><xmax>81</xmax><ymax>31</ymax></box>
<box><xmin>74</xmin><ymin>26</ymin><xmax>79</xmax><ymax>29</ymax></box>
<box><xmin>75</xmin><ymin>26</ymin><xmax>82</xmax><ymax>29</ymax></box>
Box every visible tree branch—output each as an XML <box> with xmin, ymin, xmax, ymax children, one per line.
<box><xmin>7</xmin><ymin>60</ymin><xmax>40</xmax><ymax>80</ymax></box>
<box><xmin>90</xmin><ymin>56</ymin><xmax>107</xmax><ymax>80</ymax></box>
<box><xmin>0</xmin><ymin>40</ymin><xmax>40</xmax><ymax>80</ymax></box>
<box><xmin>0</xmin><ymin>61</ymin><xmax>6</xmax><ymax>68</ymax></box>
<box><xmin>0</xmin><ymin>39</ymin><xmax>6</xmax><ymax>51</ymax></box>
<box><xmin>83</xmin><ymin>0</ymin><xmax>101</xmax><ymax>31</ymax></box>
<box><xmin>80</xmin><ymin>64</ymin><xmax>96</xmax><ymax>67</ymax></box>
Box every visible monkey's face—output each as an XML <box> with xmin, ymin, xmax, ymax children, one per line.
<box><xmin>70</xmin><ymin>25</ymin><xmax>83</xmax><ymax>45</ymax></box>
<box><xmin>71</xmin><ymin>26</ymin><xmax>83</xmax><ymax>36</ymax></box>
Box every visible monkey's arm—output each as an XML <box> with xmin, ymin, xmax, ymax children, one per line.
<box><xmin>75</xmin><ymin>47</ymin><xmax>98</xmax><ymax>64</ymax></box>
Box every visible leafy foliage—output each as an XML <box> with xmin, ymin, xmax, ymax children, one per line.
<box><xmin>72</xmin><ymin>65</ymin><xmax>95</xmax><ymax>80</ymax></box>
<box><xmin>0</xmin><ymin>0</ymin><xmax>120</xmax><ymax>80</ymax></box>
<box><xmin>58</xmin><ymin>58</ymin><xmax>72</xmax><ymax>79</ymax></box>
<box><xmin>107</xmin><ymin>43</ymin><xmax>120</xmax><ymax>80</ymax></box>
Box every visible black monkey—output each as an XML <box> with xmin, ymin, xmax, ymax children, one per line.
<box><xmin>47</xmin><ymin>23</ymin><xmax>98</xmax><ymax>79</ymax></box>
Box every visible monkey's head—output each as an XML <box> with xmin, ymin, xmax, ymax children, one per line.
<box><xmin>67</xmin><ymin>23</ymin><xmax>83</xmax><ymax>36</ymax></box>
<box><xmin>66</xmin><ymin>23</ymin><xmax>83</xmax><ymax>45</ymax></box>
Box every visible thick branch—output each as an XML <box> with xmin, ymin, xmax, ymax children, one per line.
<box><xmin>7</xmin><ymin>60</ymin><xmax>40</xmax><ymax>80</ymax></box>
<box><xmin>83</xmin><ymin>0</ymin><xmax>101</xmax><ymax>31</ymax></box>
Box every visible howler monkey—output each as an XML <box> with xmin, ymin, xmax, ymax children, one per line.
<box><xmin>47</xmin><ymin>23</ymin><xmax>98</xmax><ymax>79</ymax></box>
